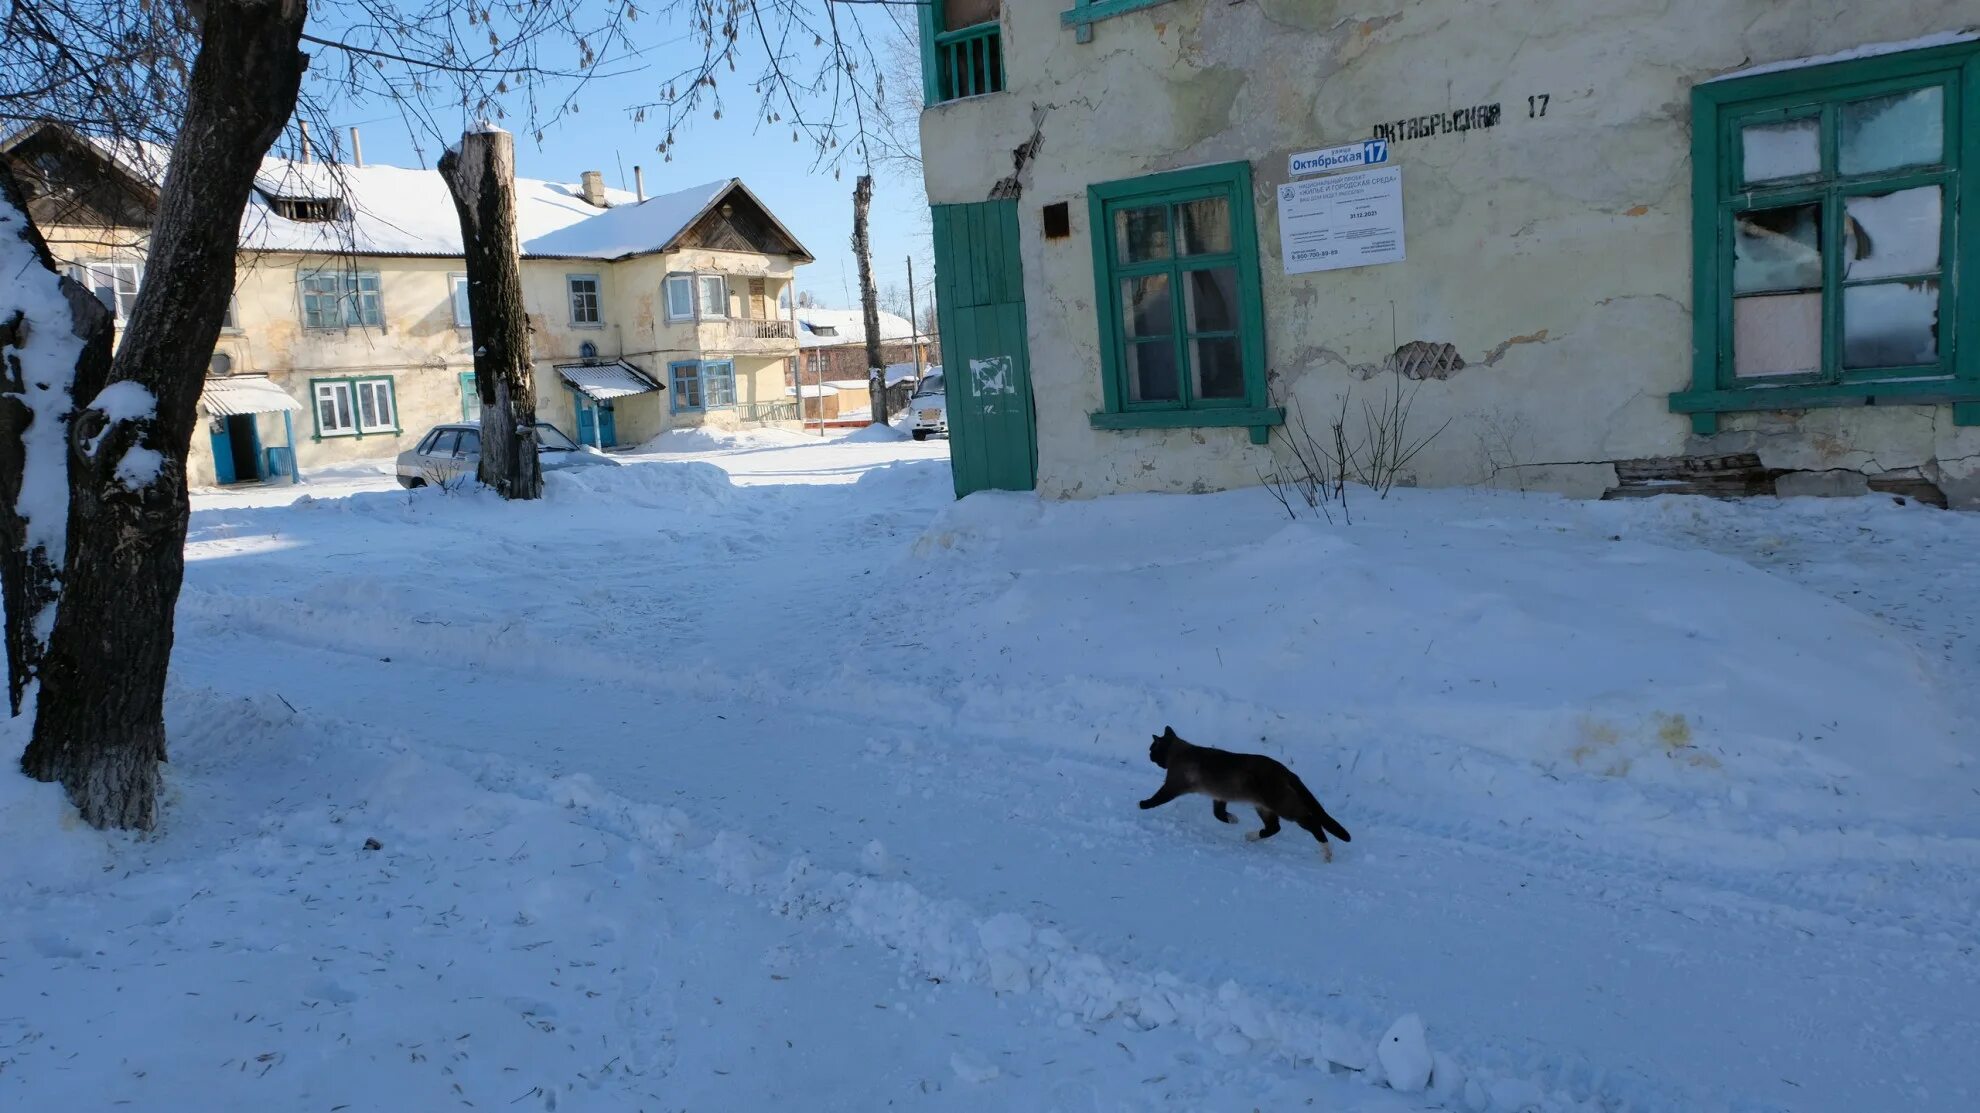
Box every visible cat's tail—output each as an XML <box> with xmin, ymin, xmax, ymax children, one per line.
<box><xmin>1296</xmin><ymin>781</ymin><xmax>1352</xmax><ymax>842</ymax></box>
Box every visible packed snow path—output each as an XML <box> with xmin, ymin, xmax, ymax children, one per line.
<box><xmin>5</xmin><ymin>427</ymin><xmax>1977</xmax><ymax>1112</ymax></box>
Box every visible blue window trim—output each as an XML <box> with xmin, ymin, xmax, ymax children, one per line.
<box><xmin>702</xmin><ymin>359</ymin><xmax>737</xmax><ymax>408</ymax></box>
<box><xmin>669</xmin><ymin>360</ymin><xmax>704</xmax><ymax>413</ymax></box>
<box><xmin>1062</xmin><ymin>0</ymin><xmax>1174</xmax><ymax>42</ymax></box>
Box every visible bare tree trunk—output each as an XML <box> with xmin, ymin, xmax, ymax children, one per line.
<box><xmin>20</xmin><ymin>0</ymin><xmax>308</xmax><ymax>831</ymax></box>
<box><xmin>853</xmin><ymin>175</ymin><xmax>887</xmax><ymax>425</ymax></box>
<box><xmin>441</xmin><ymin>129</ymin><xmax>541</xmax><ymax>500</ymax></box>
<box><xmin>0</xmin><ymin>161</ymin><xmax>113</xmax><ymax>719</ymax></box>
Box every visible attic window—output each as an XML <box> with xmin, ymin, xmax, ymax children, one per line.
<box><xmin>807</xmin><ymin>323</ymin><xmax>839</xmax><ymax>337</ymax></box>
<box><xmin>270</xmin><ymin>196</ymin><xmax>344</xmax><ymax>222</ymax></box>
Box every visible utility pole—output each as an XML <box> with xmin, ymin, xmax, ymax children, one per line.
<box><xmin>907</xmin><ymin>255</ymin><xmax>924</xmax><ymax>386</ymax></box>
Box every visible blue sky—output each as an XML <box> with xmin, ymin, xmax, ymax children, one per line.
<box><xmin>310</xmin><ymin>12</ymin><xmax>934</xmax><ymax>311</ymax></box>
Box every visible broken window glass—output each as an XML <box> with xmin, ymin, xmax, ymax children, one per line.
<box><xmin>1843</xmin><ymin>280</ymin><xmax>1938</xmax><ymax>368</ymax></box>
<box><xmin>1740</xmin><ymin>118</ymin><xmax>1819</xmax><ymax>183</ymax></box>
<box><xmin>1843</xmin><ymin>186</ymin><xmax>1939</xmax><ymax>281</ymax></box>
<box><xmin>1734</xmin><ymin>203</ymin><xmax>1822</xmax><ymax>294</ymax></box>
<box><xmin>1734</xmin><ymin>293</ymin><xmax>1822</xmax><ymax>378</ymax></box>
<box><xmin>1839</xmin><ymin>87</ymin><xmax>1942</xmax><ymax>176</ymax></box>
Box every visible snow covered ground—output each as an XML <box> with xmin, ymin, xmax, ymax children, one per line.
<box><xmin>5</xmin><ymin>429</ymin><xmax>1978</xmax><ymax>1112</ymax></box>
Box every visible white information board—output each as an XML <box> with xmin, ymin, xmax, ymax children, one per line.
<box><xmin>1277</xmin><ymin>166</ymin><xmax>1405</xmax><ymax>274</ymax></box>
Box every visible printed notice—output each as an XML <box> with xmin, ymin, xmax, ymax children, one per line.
<box><xmin>1277</xmin><ymin>166</ymin><xmax>1405</xmax><ymax>274</ymax></box>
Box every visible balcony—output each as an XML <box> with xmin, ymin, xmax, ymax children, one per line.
<box><xmin>933</xmin><ymin>21</ymin><xmax>1004</xmax><ymax>103</ymax></box>
<box><xmin>728</xmin><ymin>318</ymin><xmax>794</xmax><ymax>340</ymax></box>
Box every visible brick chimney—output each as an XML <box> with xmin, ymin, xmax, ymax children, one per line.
<box><xmin>580</xmin><ymin>170</ymin><xmax>608</xmax><ymax>208</ymax></box>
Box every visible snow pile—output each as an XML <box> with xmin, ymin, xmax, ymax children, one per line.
<box><xmin>893</xmin><ymin>485</ymin><xmax>1977</xmax><ymax>857</ymax></box>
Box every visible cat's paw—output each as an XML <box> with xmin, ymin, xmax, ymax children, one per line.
<box><xmin>1138</xmin><ymin>799</ymin><xmax>1157</xmax><ymax>809</ymax></box>
<box><xmin>1244</xmin><ymin>831</ymin><xmax>1264</xmax><ymax>842</ymax></box>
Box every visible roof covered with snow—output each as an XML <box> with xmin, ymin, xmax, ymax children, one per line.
<box><xmin>795</xmin><ymin>307</ymin><xmax>919</xmax><ymax>349</ymax></box>
<box><xmin>5</xmin><ymin>125</ymin><xmax>812</xmax><ymax>263</ymax></box>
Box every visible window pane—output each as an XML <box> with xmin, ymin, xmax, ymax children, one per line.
<box><xmin>1844</xmin><ymin>186</ymin><xmax>1939</xmax><ymax>280</ymax></box>
<box><xmin>315</xmin><ymin>388</ymin><xmax>339</xmax><ymax>430</ymax></box>
<box><xmin>1734</xmin><ymin>203</ymin><xmax>1822</xmax><ymax>293</ymax></box>
<box><xmin>1183</xmin><ymin>267</ymin><xmax>1238</xmax><ymax>333</ymax></box>
<box><xmin>1839</xmin><ymin>87</ymin><xmax>1942</xmax><ymax>176</ymax></box>
<box><xmin>1178</xmin><ymin>197</ymin><xmax>1231</xmax><ymax>255</ymax></box>
<box><xmin>666</xmin><ymin>277</ymin><xmax>693</xmax><ymax>318</ymax></box>
<box><xmin>452</xmin><ymin>278</ymin><xmax>471</xmax><ymax>327</ymax></box>
<box><xmin>1192</xmin><ymin>337</ymin><xmax>1245</xmax><ymax>400</ymax></box>
<box><xmin>1121</xmin><ymin>274</ymin><xmax>1173</xmax><ymax>339</ymax></box>
<box><xmin>699</xmin><ymin>276</ymin><xmax>727</xmax><ymax>317</ymax></box>
<box><xmin>1740</xmin><ymin>118</ymin><xmax>1819</xmax><ymax>183</ymax></box>
<box><xmin>1114</xmin><ymin>206</ymin><xmax>1170</xmax><ymax>263</ymax></box>
<box><xmin>455</xmin><ymin>430</ymin><xmax>480</xmax><ymax>457</ymax></box>
<box><xmin>1126</xmin><ymin>340</ymin><xmax>1180</xmax><ymax>402</ymax></box>
<box><xmin>1733</xmin><ymin>293</ymin><xmax>1821</xmax><ymax>378</ymax></box>
<box><xmin>426</xmin><ymin>430</ymin><xmax>458</xmax><ymax>456</ymax></box>
<box><xmin>1843</xmin><ymin>280</ymin><xmax>1939</xmax><ymax>368</ymax></box>
<box><xmin>358</xmin><ymin>384</ymin><xmax>380</xmax><ymax>428</ymax></box>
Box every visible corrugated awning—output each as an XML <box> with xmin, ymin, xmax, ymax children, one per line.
<box><xmin>201</xmin><ymin>376</ymin><xmax>303</xmax><ymax>416</ymax></box>
<box><xmin>555</xmin><ymin>360</ymin><xmax>664</xmax><ymax>402</ymax></box>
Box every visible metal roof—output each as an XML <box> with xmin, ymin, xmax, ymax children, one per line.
<box><xmin>201</xmin><ymin>375</ymin><xmax>303</xmax><ymax>416</ymax></box>
<box><xmin>555</xmin><ymin>361</ymin><xmax>664</xmax><ymax>402</ymax></box>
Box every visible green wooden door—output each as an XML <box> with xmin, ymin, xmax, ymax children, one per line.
<box><xmin>931</xmin><ymin>200</ymin><xmax>1036</xmax><ymax>497</ymax></box>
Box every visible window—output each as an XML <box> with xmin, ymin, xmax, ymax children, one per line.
<box><xmin>269</xmin><ymin>196</ymin><xmax>345</xmax><ymax>222</ymax></box>
<box><xmin>665</xmin><ymin>274</ymin><xmax>695</xmax><ymax>320</ymax></box>
<box><xmin>920</xmin><ymin>0</ymin><xmax>1004</xmax><ymax>104</ymax></box>
<box><xmin>208</xmin><ymin>352</ymin><xmax>232</xmax><ymax>376</ymax></box>
<box><xmin>702</xmin><ymin>360</ymin><xmax>737</xmax><ymax>407</ymax></box>
<box><xmin>669</xmin><ymin>361</ymin><xmax>703</xmax><ymax>412</ymax></box>
<box><xmin>568</xmin><ymin>274</ymin><xmax>602</xmax><ymax>326</ymax></box>
<box><xmin>698</xmin><ymin>275</ymin><xmax>728</xmax><ymax>319</ymax></box>
<box><xmin>1086</xmin><ymin>161</ymin><xmax>1276</xmax><ymax>440</ymax></box>
<box><xmin>71</xmin><ymin>261</ymin><xmax>140</xmax><ymax>321</ymax></box>
<box><xmin>578</xmin><ymin>341</ymin><xmax>598</xmax><ymax>360</ymax></box>
<box><xmin>1674</xmin><ymin>40</ymin><xmax>1980</xmax><ymax>432</ymax></box>
<box><xmin>422</xmin><ymin>429</ymin><xmax>459</xmax><ymax>457</ymax></box>
<box><xmin>450</xmin><ymin>274</ymin><xmax>472</xmax><ymax>328</ymax></box>
<box><xmin>459</xmin><ymin>372</ymin><xmax>480</xmax><ymax>422</ymax></box>
<box><xmin>299</xmin><ymin>270</ymin><xmax>383</xmax><ymax>329</ymax></box>
<box><xmin>312</xmin><ymin>376</ymin><xmax>398</xmax><ymax>437</ymax></box>
<box><xmin>665</xmin><ymin>272</ymin><xmax>731</xmax><ymax>322</ymax></box>
<box><xmin>221</xmin><ymin>297</ymin><xmax>241</xmax><ymax>331</ymax></box>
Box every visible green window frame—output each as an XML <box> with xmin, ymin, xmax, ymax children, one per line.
<box><xmin>1673</xmin><ymin>39</ymin><xmax>1980</xmax><ymax>433</ymax></box>
<box><xmin>310</xmin><ymin>375</ymin><xmax>399</xmax><ymax>440</ymax></box>
<box><xmin>917</xmin><ymin>1</ymin><xmax>1005</xmax><ymax>106</ymax></box>
<box><xmin>299</xmin><ymin>268</ymin><xmax>383</xmax><ymax>330</ymax></box>
<box><xmin>459</xmin><ymin>371</ymin><xmax>480</xmax><ymax>422</ymax></box>
<box><xmin>1086</xmin><ymin>161</ymin><xmax>1281</xmax><ymax>444</ymax></box>
<box><xmin>1061</xmin><ymin>0</ymin><xmax>1173</xmax><ymax>43</ymax></box>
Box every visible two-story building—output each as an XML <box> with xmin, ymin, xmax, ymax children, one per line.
<box><xmin>2</xmin><ymin>123</ymin><xmax>812</xmax><ymax>486</ymax></box>
<box><xmin>917</xmin><ymin>2</ymin><xmax>1980</xmax><ymax>505</ymax></box>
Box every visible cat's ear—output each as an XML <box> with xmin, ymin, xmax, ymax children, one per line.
<box><xmin>1162</xmin><ymin>726</ymin><xmax>1178</xmax><ymax>739</ymax></box>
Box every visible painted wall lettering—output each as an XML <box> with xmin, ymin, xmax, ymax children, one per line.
<box><xmin>1370</xmin><ymin>103</ymin><xmax>1503</xmax><ymax>144</ymax></box>
<box><xmin>1528</xmin><ymin>94</ymin><xmax>1551</xmax><ymax>118</ymax></box>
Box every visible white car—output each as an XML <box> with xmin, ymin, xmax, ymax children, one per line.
<box><xmin>396</xmin><ymin>421</ymin><xmax>618</xmax><ymax>488</ymax></box>
<box><xmin>909</xmin><ymin>369</ymin><xmax>947</xmax><ymax>441</ymax></box>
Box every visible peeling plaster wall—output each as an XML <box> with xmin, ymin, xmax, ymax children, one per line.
<box><xmin>920</xmin><ymin>0</ymin><xmax>1980</xmax><ymax>503</ymax></box>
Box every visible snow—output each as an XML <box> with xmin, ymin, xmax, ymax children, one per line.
<box><xmin>6</xmin><ymin>434</ymin><xmax>1980</xmax><ymax>1113</ymax></box>
<box><xmin>795</xmin><ymin>306</ymin><xmax>918</xmax><ymax>348</ymax></box>
<box><xmin>1378</xmin><ymin>1014</ymin><xmax>1433</xmax><ymax>1092</ymax></box>
<box><xmin>112</xmin><ymin>445</ymin><xmax>164</xmax><ymax>490</ymax></box>
<box><xmin>1707</xmin><ymin>29</ymin><xmax>1979</xmax><ymax>81</ymax></box>
<box><xmin>1</xmin><ymin>182</ymin><xmax>85</xmax><ymax>643</ymax></box>
<box><xmin>89</xmin><ymin>380</ymin><xmax>156</xmax><ymax>423</ymax></box>
<box><xmin>522</xmin><ymin>179</ymin><xmax>731</xmax><ymax>259</ymax></box>
<box><xmin>70</xmin><ymin>130</ymin><xmax>738</xmax><ymax>260</ymax></box>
